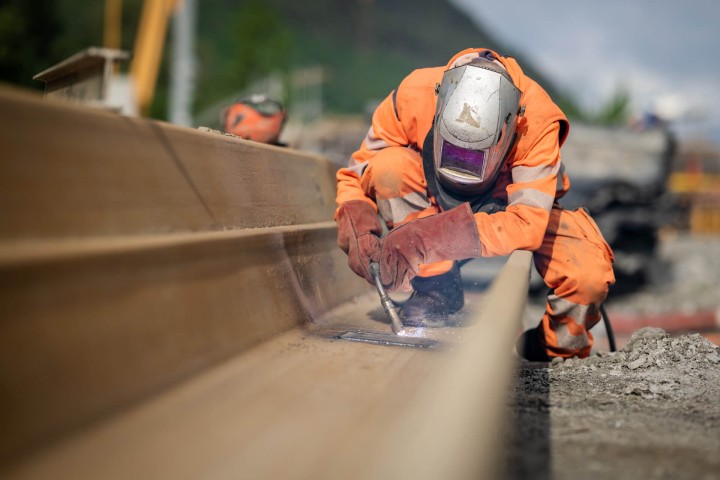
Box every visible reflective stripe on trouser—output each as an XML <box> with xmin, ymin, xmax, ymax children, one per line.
<box><xmin>359</xmin><ymin>146</ymin><xmax>453</xmax><ymax>277</ymax></box>
<box><xmin>533</xmin><ymin>207</ymin><xmax>616</xmax><ymax>358</ymax></box>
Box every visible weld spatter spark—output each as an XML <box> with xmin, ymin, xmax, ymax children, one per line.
<box><xmin>396</xmin><ymin>326</ymin><xmax>427</xmax><ymax>338</ymax></box>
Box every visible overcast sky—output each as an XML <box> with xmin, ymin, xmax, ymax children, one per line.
<box><xmin>450</xmin><ymin>0</ymin><xmax>720</xmax><ymax>144</ymax></box>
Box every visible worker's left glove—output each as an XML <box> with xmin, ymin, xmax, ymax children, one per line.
<box><xmin>379</xmin><ymin>203</ymin><xmax>482</xmax><ymax>291</ymax></box>
<box><xmin>336</xmin><ymin>200</ymin><xmax>383</xmax><ymax>284</ymax></box>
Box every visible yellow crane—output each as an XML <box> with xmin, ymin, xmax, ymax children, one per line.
<box><xmin>105</xmin><ymin>0</ymin><xmax>178</xmax><ymax>115</ymax></box>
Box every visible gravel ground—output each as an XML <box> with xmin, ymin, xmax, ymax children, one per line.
<box><xmin>506</xmin><ymin>327</ymin><xmax>720</xmax><ymax>480</ymax></box>
<box><xmin>504</xmin><ymin>234</ymin><xmax>720</xmax><ymax>479</ymax></box>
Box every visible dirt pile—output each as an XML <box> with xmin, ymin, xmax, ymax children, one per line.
<box><xmin>507</xmin><ymin>327</ymin><xmax>720</xmax><ymax>480</ymax></box>
<box><xmin>551</xmin><ymin>327</ymin><xmax>720</xmax><ymax>400</ymax></box>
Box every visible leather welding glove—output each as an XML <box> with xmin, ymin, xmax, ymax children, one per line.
<box><xmin>379</xmin><ymin>203</ymin><xmax>482</xmax><ymax>291</ymax></box>
<box><xmin>336</xmin><ymin>200</ymin><xmax>383</xmax><ymax>284</ymax></box>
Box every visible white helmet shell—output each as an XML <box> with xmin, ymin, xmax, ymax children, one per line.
<box><xmin>433</xmin><ymin>58</ymin><xmax>521</xmax><ymax>195</ymax></box>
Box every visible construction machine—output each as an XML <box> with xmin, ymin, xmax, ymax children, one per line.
<box><xmin>559</xmin><ymin>123</ymin><xmax>678</xmax><ymax>292</ymax></box>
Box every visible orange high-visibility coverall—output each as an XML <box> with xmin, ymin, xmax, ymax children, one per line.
<box><xmin>336</xmin><ymin>48</ymin><xmax>615</xmax><ymax>358</ymax></box>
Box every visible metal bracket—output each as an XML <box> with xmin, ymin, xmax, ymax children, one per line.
<box><xmin>338</xmin><ymin>331</ymin><xmax>438</xmax><ymax>349</ymax></box>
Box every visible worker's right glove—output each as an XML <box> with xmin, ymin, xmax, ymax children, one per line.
<box><xmin>336</xmin><ymin>200</ymin><xmax>383</xmax><ymax>284</ymax></box>
<box><xmin>379</xmin><ymin>203</ymin><xmax>482</xmax><ymax>291</ymax></box>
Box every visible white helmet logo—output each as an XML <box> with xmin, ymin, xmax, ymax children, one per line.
<box><xmin>457</xmin><ymin>103</ymin><xmax>481</xmax><ymax>128</ymax></box>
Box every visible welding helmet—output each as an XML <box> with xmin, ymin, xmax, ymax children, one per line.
<box><xmin>433</xmin><ymin>58</ymin><xmax>522</xmax><ymax>195</ymax></box>
<box><xmin>223</xmin><ymin>94</ymin><xmax>286</xmax><ymax>144</ymax></box>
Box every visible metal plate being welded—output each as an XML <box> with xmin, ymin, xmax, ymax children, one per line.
<box><xmin>339</xmin><ymin>331</ymin><xmax>438</xmax><ymax>349</ymax></box>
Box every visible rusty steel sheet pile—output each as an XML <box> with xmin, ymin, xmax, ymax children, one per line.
<box><xmin>0</xmin><ymin>85</ymin><xmax>531</xmax><ymax>479</ymax></box>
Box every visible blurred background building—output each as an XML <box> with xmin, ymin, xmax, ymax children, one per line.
<box><xmin>1</xmin><ymin>0</ymin><xmax>719</xmax><ymax>340</ymax></box>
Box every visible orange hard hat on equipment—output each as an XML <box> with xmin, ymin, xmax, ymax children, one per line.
<box><xmin>222</xmin><ymin>94</ymin><xmax>286</xmax><ymax>144</ymax></box>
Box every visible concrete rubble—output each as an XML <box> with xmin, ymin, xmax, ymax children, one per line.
<box><xmin>507</xmin><ymin>327</ymin><xmax>720</xmax><ymax>479</ymax></box>
<box><xmin>553</xmin><ymin>327</ymin><xmax>720</xmax><ymax>398</ymax></box>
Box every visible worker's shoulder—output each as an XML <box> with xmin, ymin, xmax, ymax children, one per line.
<box><xmin>499</xmin><ymin>56</ymin><xmax>551</xmax><ymax>102</ymax></box>
<box><xmin>521</xmin><ymin>75</ymin><xmax>566</xmax><ymax>124</ymax></box>
<box><xmin>514</xmin><ymin>73</ymin><xmax>569</xmax><ymax>148</ymax></box>
<box><xmin>520</xmin><ymin>74</ymin><xmax>553</xmax><ymax>101</ymax></box>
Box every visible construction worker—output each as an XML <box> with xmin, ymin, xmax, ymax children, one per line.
<box><xmin>335</xmin><ymin>48</ymin><xmax>615</xmax><ymax>360</ymax></box>
<box><xmin>222</xmin><ymin>94</ymin><xmax>287</xmax><ymax>145</ymax></box>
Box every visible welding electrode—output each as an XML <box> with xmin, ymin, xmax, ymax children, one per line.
<box><xmin>369</xmin><ymin>262</ymin><xmax>405</xmax><ymax>335</ymax></box>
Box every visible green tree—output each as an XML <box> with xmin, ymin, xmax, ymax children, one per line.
<box><xmin>195</xmin><ymin>0</ymin><xmax>292</xmax><ymax>112</ymax></box>
<box><xmin>594</xmin><ymin>86</ymin><xmax>631</xmax><ymax>126</ymax></box>
<box><xmin>0</xmin><ymin>0</ymin><xmax>61</xmax><ymax>88</ymax></box>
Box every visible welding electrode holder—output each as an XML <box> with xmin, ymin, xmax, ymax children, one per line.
<box><xmin>368</xmin><ymin>262</ymin><xmax>405</xmax><ymax>335</ymax></box>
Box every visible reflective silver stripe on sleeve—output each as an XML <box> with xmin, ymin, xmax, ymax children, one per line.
<box><xmin>377</xmin><ymin>192</ymin><xmax>432</xmax><ymax>225</ymax></box>
<box><xmin>511</xmin><ymin>161</ymin><xmax>561</xmax><ymax>183</ymax></box>
<box><xmin>553</xmin><ymin>323</ymin><xmax>590</xmax><ymax>350</ymax></box>
<box><xmin>345</xmin><ymin>125</ymin><xmax>391</xmax><ymax>177</ymax></box>
<box><xmin>556</xmin><ymin>162</ymin><xmax>565</xmax><ymax>191</ymax></box>
<box><xmin>364</xmin><ymin>126</ymin><xmax>390</xmax><ymax>151</ymax></box>
<box><xmin>345</xmin><ymin>159</ymin><xmax>368</xmax><ymax>177</ymax></box>
<box><xmin>508</xmin><ymin>188</ymin><xmax>554</xmax><ymax>212</ymax></box>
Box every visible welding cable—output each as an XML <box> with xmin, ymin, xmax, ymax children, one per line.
<box><xmin>600</xmin><ymin>303</ymin><xmax>617</xmax><ymax>352</ymax></box>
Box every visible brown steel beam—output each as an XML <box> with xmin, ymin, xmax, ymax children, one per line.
<box><xmin>0</xmin><ymin>86</ymin><xmax>338</xmax><ymax>239</ymax></box>
<box><xmin>0</xmin><ymin>86</ymin><xmax>365</xmax><ymax>467</ymax></box>
<box><xmin>3</xmin><ymin>252</ymin><xmax>531</xmax><ymax>480</ymax></box>
<box><xmin>0</xmin><ymin>85</ymin><xmax>531</xmax><ymax>479</ymax></box>
<box><xmin>364</xmin><ymin>250</ymin><xmax>532</xmax><ymax>479</ymax></box>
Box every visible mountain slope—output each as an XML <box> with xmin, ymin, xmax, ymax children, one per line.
<box><xmin>195</xmin><ymin>0</ymin><xmax>565</xmax><ymax>115</ymax></box>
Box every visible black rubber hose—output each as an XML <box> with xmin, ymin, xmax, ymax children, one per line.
<box><xmin>601</xmin><ymin>303</ymin><xmax>617</xmax><ymax>352</ymax></box>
